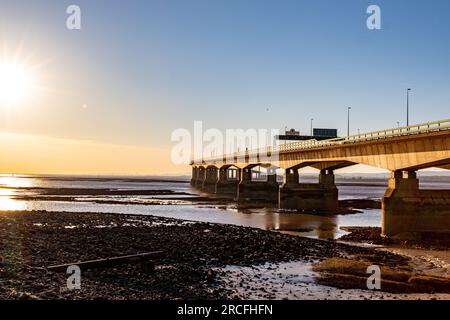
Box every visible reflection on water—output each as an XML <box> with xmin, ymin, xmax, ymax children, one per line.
<box><xmin>0</xmin><ymin>175</ymin><xmax>33</xmax><ymax>188</ymax></box>
<box><xmin>0</xmin><ymin>175</ymin><xmax>30</xmax><ymax>210</ymax></box>
<box><xmin>0</xmin><ymin>197</ymin><xmax>380</xmax><ymax>239</ymax></box>
<box><xmin>0</xmin><ymin>188</ymin><xmax>13</xmax><ymax>196</ymax></box>
<box><xmin>0</xmin><ymin>196</ymin><xmax>26</xmax><ymax>211</ymax></box>
<box><xmin>6</xmin><ymin>174</ymin><xmax>450</xmax><ymax>239</ymax></box>
<box><xmin>231</xmin><ymin>207</ymin><xmax>381</xmax><ymax>239</ymax></box>
<box><xmin>227</xmin><ymin>208</ymin><xmax>343</xmax><ymax>239</ymax></box>
<box><xmin>0</xmin><ymin>174</ymin><xmax>381</xmax><ymax>239</ymax></box>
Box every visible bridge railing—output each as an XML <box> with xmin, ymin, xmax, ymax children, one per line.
<box><xmin>193</xmin><ymin>119</ymin><xmax>450</xmax><ymax>164</ymax></box>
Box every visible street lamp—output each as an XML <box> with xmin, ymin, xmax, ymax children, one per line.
<box><xmin>310</xmin><ymin>118</ymin><xmax>314</xmax><ymax>137</ymax></box>
<box><xmin>284</xmin><ymin>125</ymin><xmax>287</xmax><ymax>145</ymax></box>
<box><xmin>347</xmin><ymin>106</ymin><xmax>351</xmax><ymax>137</ymax></box>
<box><xmin>407</xmin><ymin>88</ymin><xmax>411</xmax><ymax>126</ymax></box>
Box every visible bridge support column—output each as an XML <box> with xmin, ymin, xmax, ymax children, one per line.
<box><xmin>215</xmin><ymin>166</ymin><xmax>240</xmax><ymax>195</ymax></box>
<box><xmin>382</xmin><ymin>170</ymin><xmax>450</xmax><ymax>239</ymax></box>
<box><xmin>202</xmin><ymin>166</ymin><xmax>219</xmax><ymax>193</ymax></box>
<box><xmin>195</xmin><ymin>167</ymin><xmax>206</xmax><ymax>189</ymax></box>
<box><xmin>279</xmin><ymin>169</ymin><xmax>338</xmax><ymax>212</ymax></box>
<box><xmin>190</xmin><ymin>167</ymin><xmax>198</xmax><ymax>187</ymax></box>
<box><xmin>237</xmin><ymin>168</ymin><xmax>279</xmax><ymax>204</ymax></box>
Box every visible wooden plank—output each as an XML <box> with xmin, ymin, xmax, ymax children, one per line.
<box><xmin>47</xmin><ymin>251</ymin><xmax>164</xmax><ymax>273</ymax></box>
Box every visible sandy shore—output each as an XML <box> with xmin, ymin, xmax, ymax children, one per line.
<box><xmin>0</xmin><ymin>210</ymin><xmax>416</xmax><ymax>300</ymax></box>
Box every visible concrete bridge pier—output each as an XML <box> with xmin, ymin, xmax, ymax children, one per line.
<box><xmin>382</xmin><ymin>170</ymin><xmax>450</xmax><ymax>239</ymax></box>
<box><xmin>279</xmin><ymin>169</ymin><xmax>338</xmax><ymax>212</ymax></box>
<box><xmin>215</xmin><ymin>166</ymin><xmax>240</xmax><ymax>195</ymax></box>
<box><xmin>190</xmin><ymin>167</ymin><xmax>198</xmax><ymax>187</ymax></box>
<box><xmin>237</xmin><ymin>167</ymin><xmax>279</xmax><ymax>204</ymax></box>
<box><xmin>194</xmin><ymin>166</ymin><xmax>206</xmax><ymax>189</ymax></box>
<box><xmin>202</xmin><ymin>166</ymin><xmax>219</xmax><ymax>193</ymax></box>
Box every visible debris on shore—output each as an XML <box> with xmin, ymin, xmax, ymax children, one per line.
<box><xmin>1</xmin><ymin>210</ymin><xmax>410</xmax><ymax>300</ymax></box>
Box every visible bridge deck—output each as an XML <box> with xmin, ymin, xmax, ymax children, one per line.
<box><xmin>192</xmin><ymin>119</ymin><xmax>450</xmax><ymax>171</ymax></box>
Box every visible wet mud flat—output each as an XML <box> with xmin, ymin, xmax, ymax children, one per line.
<box><xmin>1</xmin><ymin>210</ymin><xmax>410</xmax><ymax>300</ymax></box>
<box><xmin>8</xmin><ymin>186</ymin><xmax>234</xmax><ymax>206</ymax></box>
<box><xmin>340</xmin><ymin>227</ymin><xmax>450</xmax><ymax>250</ymax></box>
<box><xmin>7</xmin><ymin>184</ymin><xmax>381</xmax><ymax>211</ymax></box>
<box><xmin>219</xmin><ymin>260</ymin><xmax>450</xmax><ymax>300</ymax></box>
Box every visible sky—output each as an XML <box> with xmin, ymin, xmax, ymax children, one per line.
<box><xmin>0</xmin><ymin>0</ymin><xmax>450</xmax><ymax>175</ymax></box>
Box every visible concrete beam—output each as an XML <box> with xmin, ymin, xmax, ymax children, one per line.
<box><xmin>280</xmin><ymin>131</ymin><xmax>450</xmax><ymax>171</ymax></box>
<box><xmin>195</xmin><ymin>129</ymin><xmax>450</xmax><ymax>172</ymax></box>
<box><xmin>310</xmin><ymin>161</ymin><xmax>357</xmax><ymax>171</ymax></box>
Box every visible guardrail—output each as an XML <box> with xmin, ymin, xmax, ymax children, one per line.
<box><xmin>193</xmin><ymin>119</ymin><xmax>450</xmax><ymax>165</ymax></box>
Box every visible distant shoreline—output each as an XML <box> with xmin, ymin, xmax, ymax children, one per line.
<box><xmin>2</xmin><ymin>172</ymin><xmax>450</xmax><ymax>182</ymax></box>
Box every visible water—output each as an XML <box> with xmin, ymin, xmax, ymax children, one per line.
<box><xmin>1</xmin><ymin>174</ymin><xmax>449</xmax><ymax>239</ymax></box>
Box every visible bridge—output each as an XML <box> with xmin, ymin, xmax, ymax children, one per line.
<box><xmin>190</xmin><ymin>119</ymin><xmax>450</xmax><ymax>239</ymax></box>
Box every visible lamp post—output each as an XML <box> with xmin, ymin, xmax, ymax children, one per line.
<box><xmin>284</xmin><ymin>125</ymin><xmax>287</xmax><ymax>145</ymax></box>
<box><xmin>347</xmin><ymin>107</ymin><xmax>351</xmax><ymax>137</ymax></box>
<box><xmin>310</xmin><ymin>118</ymin><xmax>314</xmax><ymax>137</ymax></box>
<box><xmin>407</xmin><ymin>88</ymin><xmax>411</xmax><ymax>126</ymax></box>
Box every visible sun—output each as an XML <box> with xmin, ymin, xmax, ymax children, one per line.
<box><xmin>0</xmin><ymin>62</ymin><xmax>34</xmax><ymax>106</ymax></box>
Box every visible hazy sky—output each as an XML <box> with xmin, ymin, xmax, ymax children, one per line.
<box><xmin>1</xmin><ymin>0</ymin><xmax>450</xmax><ymax>174</ymax></box>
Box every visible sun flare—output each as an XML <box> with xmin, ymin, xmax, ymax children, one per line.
<box><xmin>0</xmin><ymin>62</ymin><xmax>34</xmax><ymax>105</ymax></box>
